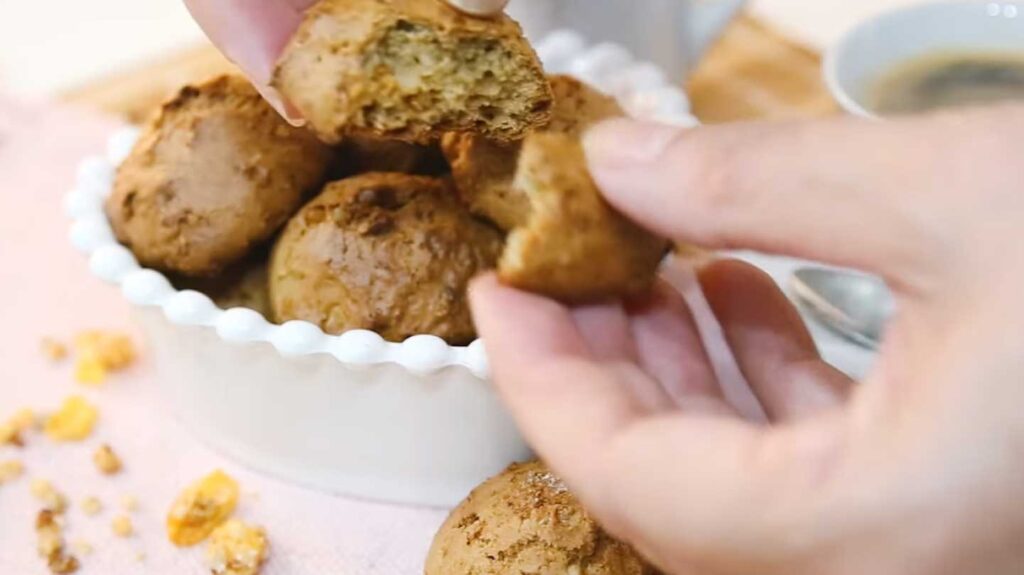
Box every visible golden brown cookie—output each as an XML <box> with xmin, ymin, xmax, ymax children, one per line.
<box><xmin>426</xmin><ymin>461</ymin><xmax>655</xmax><ymax>575</ymax></box>
<box><xmin>107</xmin><ymin>75</ymin><xmax>333</xmax><ymax>277</ymax></box>
<box><xmin>272</xmin><ymin>0</ymin><xmax>553</xmax><ymax>144</ymax></box>
<box><xmin>443</xmin><ymin>75</ymin><xmax>625</xmax><ymax>231</ymax></box>
<box><xmin>498</xmin><ymin>133</ymin><xmax>667</xmax><ymax>303</ymax></box>
<box><xmin>269</xmin><ymin>173</ymin><xmax>503</xmax><ymax>344</ymax></box>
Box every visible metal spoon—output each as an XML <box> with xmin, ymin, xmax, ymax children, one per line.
<box><xmin>790</xmin><ymin>267</ymin><xmax>895</xmax><ymax>350</ymax></box>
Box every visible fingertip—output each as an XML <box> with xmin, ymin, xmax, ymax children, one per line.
<box><xmin>254</xmin><ymin>84</ymin><xmax>306</xmax><ymax>126</ymax></box>
<box><xmin>446</xmin><ymin>0</ymin><xmax>510</xmax><ymax>16</ymax></box>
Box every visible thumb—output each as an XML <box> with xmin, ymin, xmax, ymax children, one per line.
<box><xmin>584</xmin><ymin>117</ymin><xmax>945</xmax><ymax>289</ymax></box>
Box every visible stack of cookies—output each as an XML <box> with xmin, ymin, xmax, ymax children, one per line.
<box><xmin>108</xmin><ymin>0</ymin><xmax>667</xmax><ymax>347</ymax></box>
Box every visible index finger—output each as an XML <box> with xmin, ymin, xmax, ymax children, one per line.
<box><xmin>184</xmin><ymin>0</ymin><xmax>315</xmax><ymax>85</ymax></box>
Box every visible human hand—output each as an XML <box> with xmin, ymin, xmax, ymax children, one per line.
<box><xmin>471</xmin><ymin>107</ymin><xmax>1024</xmax><ymax>574</ymax></box>
<box><xmin>183</xmin><ymin>0</ymin><xmax>510</xmax><ymax>121</ymax></box>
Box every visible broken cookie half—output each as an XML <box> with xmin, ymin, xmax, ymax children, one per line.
<box><xmin>499</xmin><ymin>133</ymin><xmax>669</xmax><ymax>304</ymax></box>
<box><xmin>273</xmin><ymin>0</ymin><xmax>553</xmax><ymax>144</ymax></box>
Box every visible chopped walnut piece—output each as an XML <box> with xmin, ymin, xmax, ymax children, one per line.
<box><xmin>112</xmin><ymin>514</ymin><xmax>134</xmax><ymax>538</ymax></box>
<box><xmin>80</xmin><ymin>497</ymin><xmax>103</xmax><ymax>516</ymax></box>
<box><xmin>0</xmin><ymin>459</ymin><xmax>24</xmax><ymax>484</ymax></box>
<box><xmin>1</xmin><ymin>408</ymin><xmax>37</xmax><ymax>446</ymax></box>
<box><xmin>92</xmin><ymin>444</ymin><xmax>122</xmax><ymax>475</ymax></box>
<box><xmin>48</xmin><ymin>554</ymin><xmax>80</xmax><ymax>575</ymax></box>
<box><xmin>44</xmin><ymin>396</ymin><xmax>98</xmax><ymax>442</ymax></box>
<box><xmin>167</xmin><ymin>470</ymin><xmax>240</xmax><ymax>546</ymax></box>
<box><xmin>41</xmin><ymin>338</ymin><xmax>69</xmax><ymax>362</ymax></box>
<box><xmin>36</xmin><ymin>510</ymin><xmax>79</xmax><ymax>574</ymax></box>
<box><xmin>31</xmin><ymin>479</ymin><xmax>68</xmax><ymax>513</ymax></box>
<box><xmin>205</xmin><ymin>519</ymin><xmax>269</xmax><ymax>575</ymax></box>
<box><xmin>74</xmin><ymin>330</ymin><xmax>137</xmax><ymax>385</ymax></box>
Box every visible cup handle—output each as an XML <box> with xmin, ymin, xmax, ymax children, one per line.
<box><xmin>689</xmin><ymin>0</ymin><xmax>747</xmax><ymax>59</ymax></box>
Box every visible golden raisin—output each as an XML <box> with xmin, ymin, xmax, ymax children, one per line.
<box><xmin>166</xmin><ymin>470</ymin><xmax>240</xmax><ymax>546</ymax></box>
<box><xmin>74</xmin><ymin>330</ymin><xmax>137</xmax><ymax>385</ymax></box>
<box><xmin>44</xmin><ymin>397</ymin><xmax>98</xmax><ymax>442</ymax></box>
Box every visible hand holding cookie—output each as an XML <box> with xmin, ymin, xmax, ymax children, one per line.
<box><xmin>184</xmin><ymin>0</ymin><xmax>512</xmax><ymax>121</ymax></box>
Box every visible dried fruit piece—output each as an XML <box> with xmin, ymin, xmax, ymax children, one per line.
<box><xmin>92</xmin><ymin>444</ymin><xmax>122</xmax><ymax>475</ymax></box>
<box><xmin>44</xmin><ymin>396</ymin><xmax>98</xmax><ymax>442</ymax></box>
<box><xmin>205</xmin><ymin>519</ymin><xmax>269</xmax><ymax>575</ymax></box>
<box><xmin>0</xmin><ymin>459</ymin><xmax>25</xmax><ymax>484</ymax></box>
<box><xmin>31</xmin><ymin>479</ymin><xmax>68</xmax><ymax>513</ymax></box>
<box><xmin>74</xmin><ymin>331</ymin><xmax>137</xmax><ymax>384</ymax></box>
<box><xmin>112</xmin><ymin>514</ymin><xmax>134</xmax><ymax>538</ymax></box>
<box><xmin>41</xmin><ymin>338</ymin><xmax>69</xmax><ymax>362</ymax></box>
<box><xmin>167</xmin><ymin>470</ymin><xmax>240</xmax><ymax>546</ymax></box>
<box><xmin>80</xmin><ymin>497</ymin><xmax>103</xmax><ymax>516</ymax></box>
<box><xmin>36</xmin><ymin>510</ymin><xmax>79</xmax><ymax>574</ymax></box>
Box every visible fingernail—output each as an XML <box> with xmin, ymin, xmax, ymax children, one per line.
<box><xmin>583</xmin><ymin>119</ymin><xmax>683</xmax><ymax>168</ymax></box>
<box><xmin>446</xmin><ymin>0</ymin><xmax>510</xmax><ymax>16</ymax></box>
<box><xmin>256</xmin><ymin>84</ymin><xmax>306</xmax><ymax>127</ymax></box>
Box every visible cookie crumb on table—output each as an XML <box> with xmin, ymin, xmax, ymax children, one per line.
<box><xmin>167</xmin><ymin>470</ymin><xmax>240</xmax><ymax>546</ymax></box>
<box><xmin>1</xmin><ymin>407</ymin><xmax>37</xmax><ymax>446</ymax></box>
<box><xmin>112</xmin><ymin>514</ymin><xmax>134</xmax><ymax>538</ymax></box>
<box><xmin>93</xmin><ymin>444</ymin><xmax>123</xmax><ymax>475</ymax></box>
<box><xmin>44</xmin><ymin>396</ymin><xmax>98</xmax><ymax>442</ymax></box>
<box><xmin>73</xmin><ymin>330</ymin><xmax>137</xmax><ymax>385</ymax></box>
<box><xmin>205</xmin><ymin>519</ymin><xmax>270</xmax><ymax>575</ymax></box>
<box><xmin>36</xmin><ymin>510</ymin><xmax>79</xmax><ymax>574</ymax></box>
<box><xmin>80</xmin><ymin>496</ymin><xmax>103</xmax><ymax>516</ymax></box>
<box><xmin>31</xmin><ymin>479</ymin><xmax>68</xmax><ymax>513</ymax></box>
<box><xmin>41</xmin><ymin>337</ymin><xmax>69</xmax><ymax>362</ymax></box>
<box><xmin>0</xmin><ymin>459</ymin><xmax>25</xmax><ymax>484</ymax></box>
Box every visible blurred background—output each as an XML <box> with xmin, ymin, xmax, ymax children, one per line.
<box><xmin>0</xmin><ymin>0</ymin><xmax>918</xmax><ymax>100</ymax></box>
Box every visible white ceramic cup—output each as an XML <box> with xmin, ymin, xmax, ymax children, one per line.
<box><xmin>507</xmin><ymin>0</ymin><xmax>747</xmax><ymax>78</ymax></box>
<box><xmin>825</xmin><ymin>1</ymin><xmax>1024</xmax><ymax>118</ymax></box>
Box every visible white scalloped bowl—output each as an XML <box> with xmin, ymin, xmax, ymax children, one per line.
<box><xmin>67</xmin><ymin>31</ymin><xmax>698</xmax><ymax>508</ymax></box>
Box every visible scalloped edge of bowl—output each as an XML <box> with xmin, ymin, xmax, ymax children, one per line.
<box><xmin>65</xmin><ymin>29</ymin><xmax>699</xmax><ymax>379</ymax></box>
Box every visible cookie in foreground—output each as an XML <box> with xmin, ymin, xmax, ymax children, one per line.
<box><xmin>269</xmin><ymin>173</ymin><xmax>504</xmax><ymax>344</ymax></box>
<box><xmin>273</xmin><ymin>0</ymin><xmax>553</xmax><ymax>144</ymax></box>
<box><xmin>498</xmin><ymin>133</ymin><xmax>668</xmax><ymax>303</ymax></box>
<box><xmin>106</xmin><ymin>75</ymin><xmax>332</xmax><ymax>277</ymax></box>
<box><xmin>426</xmin><ymin>461</ymin><xmax>655</xmax><ymax>575</ymax></box>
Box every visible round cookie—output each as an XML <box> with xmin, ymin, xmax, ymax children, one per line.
<box><xmin>269</xmin><ymin>173</ymin><xmax>503</xmax><ymax>344</ymax></box>
<box><xmin>107</xmin><ymin>75</ymin><xmax>333</xmax><ymax>277</ymax></box>
<box><xmin>426</xmin><ymin>461</ymin><xmax>655</xmax><ymax>575</ymax></box>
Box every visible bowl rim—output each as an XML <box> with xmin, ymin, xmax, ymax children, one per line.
<box><xmin>66</xmin><ymin>29</ymin><xmax>699</xmax><ymax>379</ymax></box>
<box><xmin>823</xmin><ymin>0</ymin><xmax>1024</xmax><ymax>118</ymax></box>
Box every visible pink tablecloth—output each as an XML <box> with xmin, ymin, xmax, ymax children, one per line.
<box><xmin>0</xmin><ymin>98</ymin><xmax>446</xmax><ymax>574</ymax></box>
